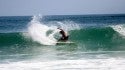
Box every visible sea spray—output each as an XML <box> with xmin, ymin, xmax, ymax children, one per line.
<box><xmin>26</xmin><ymin>15</ymin><xmax>81</xmax><ymax>45</ymax></box>
<box><xmin>1</xmin><ymin>15</ymin><xmax>125</xmax><ymax>50</ymax></box>
<box><xmin>1</xmin><ymin>15</ymin><xmax>125</xmax><ymax>70</ymax></box>
<box><xmin>111</xmin><ymin>24</ymin><xmax>125</xmax><ymax>37</ymax></box>
<box><xmin>57</xmin><ymin>21</ymin><xmax>81</xmax><ymax>31</ymax></box>
<box><xmin>27</xmin><ymin>16</ymin><xmax>59</xmax><ymax>45</ymax></box>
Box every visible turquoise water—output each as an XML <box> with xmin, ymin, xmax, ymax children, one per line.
<box><xmin>0</xmin><ymin>15</ymin><xmax>125</xmax><ymax>70</ymax></box>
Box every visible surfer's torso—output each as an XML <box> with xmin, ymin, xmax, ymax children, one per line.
<box><xmin>58</xmin><ymin>28</ymin><xmax>69</xmax><ymax>41</ymax></box>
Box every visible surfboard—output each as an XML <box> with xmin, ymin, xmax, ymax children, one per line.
<box><xmin>56</xmin><ymin>41</ymin><xmax>75</xmax><ymax>45</ymax></box>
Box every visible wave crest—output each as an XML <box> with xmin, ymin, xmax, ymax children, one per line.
<box><xmin>27</xmin><ymin>15</ymin><xmax>59</xmax><ymax>45</ymax></box>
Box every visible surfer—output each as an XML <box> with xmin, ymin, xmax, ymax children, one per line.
<box><xmin>57</xmin><ymin>28</ymin><xmax>69</xmax><ymax>41</ymax></box>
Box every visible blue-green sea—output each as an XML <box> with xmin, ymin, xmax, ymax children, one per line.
<box><xmin>0</xmin><ymin>14</ymin><xmax>125</xmax><ymax>70</ymax></box>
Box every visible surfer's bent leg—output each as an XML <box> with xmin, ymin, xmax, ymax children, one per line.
<box><xmin>65</xmin><ymin>36</ymin><xmax>69</xmax><ymax>40</ymax></box>
<box><xmin>58</xmin><ymin>36</ymin><xmax>69</xmax><ymax>41</ymax></box>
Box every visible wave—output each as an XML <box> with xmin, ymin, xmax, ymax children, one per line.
<box><xmin>26</xmin><ymin>15</ymin><xmax>82</xmax><ymax>45</ymax></box>
<box><xmin>111</xmin><ymin>24</ymin><xmax>125</xmax><ymax>36</ymax></box>
<box><xmin>1</xmin><ymin>15</ymin><xmax>125</xmax><ymax>51</ymax></box>
<box><xmin>0</xmin><ymin>33</ymin><xmax>26</xmax><ymax>46</ymax></box>
<box><xmin>1</xmin><ymin>26</ymin><xmax>125</xmax><ymax>50</ymax></box>
<box><xmin>27</xmin><ymin>16</ymin><xmax>58</xmax><ymax>45</ymax></box>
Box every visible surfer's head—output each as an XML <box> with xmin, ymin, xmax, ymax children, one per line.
<box><xmin>57</xmin><ymin>27</ymin><xmax>61</xmax><ymax>29</ymax></box>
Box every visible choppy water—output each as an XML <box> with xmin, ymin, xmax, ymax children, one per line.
<box><xmin>0</xmin><ymin>14</ymin><xmax>125</xmax><ymax>70</ymax></box>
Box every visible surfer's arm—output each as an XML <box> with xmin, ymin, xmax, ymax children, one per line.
<box><xmin>57</xmin><ymin>28</ymin><xmax>63</xmax><ymax>31</ymax></box>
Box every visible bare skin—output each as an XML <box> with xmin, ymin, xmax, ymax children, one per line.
<box><xmin>58</xmin><ymin>28</ymin><xmax>69</xmax><ymax>41</ymax></box>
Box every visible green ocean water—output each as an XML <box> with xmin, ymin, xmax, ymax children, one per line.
<box><xmin>0</xmin><ymin>15</ymin><xmax>125</xmax><ymax>70</ymax></box>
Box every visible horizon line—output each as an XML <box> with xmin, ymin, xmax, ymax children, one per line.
<box><xmin>0</xmin><ymin>13</ymin><xmax>125</xmax><ymax>17</ymax></box>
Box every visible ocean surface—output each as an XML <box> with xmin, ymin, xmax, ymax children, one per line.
<box><xmin>0</xmin><ymin>14</ymin><xmax>125</xmax><ymax>70</ymax></box>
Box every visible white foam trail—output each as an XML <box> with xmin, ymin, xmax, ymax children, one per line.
<box><xmin>1</xmin><ymin>58</ymin><xmax>125</xmax><ymax>70</ymax></box>
<box><xmin>27</xmin><ymin>15</ymin><xmax>59</xmax><ymax>45</ymax></box>
<box><xmin>111</xmin><ymin>24</ymin><xmax>125</xmax><ymax>36</ymax></box>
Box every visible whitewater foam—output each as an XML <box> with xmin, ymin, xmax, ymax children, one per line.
<box><xmin>1</xmin><ymin>58</ymin><xmax>125</xmax><ymax>70</ymax></box>
<box><xmin>26</xmin><ymin>15</ymin><xmax>82</xmax><ymax>45</ymax></box>
<box><xmin>27</xmin><ymin>15</ymin><xmax>59</xmax><ymax>45</ymax></box>
<box><xmin>111</xmin><ymin>24</ymin><xmax>125</xmax><ymax>36</ymax></box>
